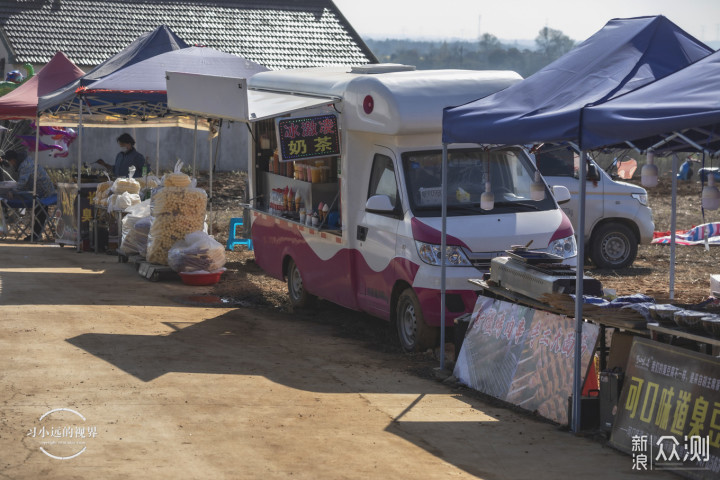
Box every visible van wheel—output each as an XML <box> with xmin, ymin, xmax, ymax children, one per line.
<box><xmin>287</xmin><ymin>258</ymin><xmax>315</xmax><ymax>308</ymax></box>
<box><xmin>396</xmin><ymin>288</ymin><xmax>438</xmax><ymax>352</ymax></box>
<box><xmin>590</xmin><ymin>223</ymin><xmax>637</xmax><ymax>269</ymax></box>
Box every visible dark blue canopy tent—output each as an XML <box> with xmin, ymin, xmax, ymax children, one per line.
<box><xmin>442</xmin><ymin>16</ymin><xmax>711</xmax><ymax>146</ymax></box>
<box><xmin>581</xmin><ymin>48</ymin><xmax>720</xmax><ymax>154</ymax></box>
<box><xmin>76</xmin><ymin>46</ymin><xmax>268</xmax><ymax>119</ymax></box>
<box><xmin>439</xmin><ymin>16</ymin><xmax>712</xmax><ymax>432</ymax></box>
<box><xmin>38</xmin><ymin>25</ymin><xmax>188</xmax><ymax>117</ymax></box>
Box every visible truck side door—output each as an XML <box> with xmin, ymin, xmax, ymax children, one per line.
<box><xmin>538</xmin><ymin>154</ymin><xmax>604</xmax><ymax>239</ymax></box>
<box><xmin>354</xmin><ymin>152</ymin><xmax>401</xmax><ymax>319</ymax></box>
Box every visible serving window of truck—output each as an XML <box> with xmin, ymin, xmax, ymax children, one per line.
<box><xmin>254</xmin><ymin>113</ymin><xmax>342</xmax><ymax>233</ymax></box>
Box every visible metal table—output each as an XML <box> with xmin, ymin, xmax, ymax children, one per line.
<box><xmin>647</xmin><ymin>322</ymin><xmax>720</xmax><ymax>356</ymax></box>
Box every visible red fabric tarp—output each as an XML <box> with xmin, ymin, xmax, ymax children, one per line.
<box><xmin>0</xmin><ymin>51</ymin><xmax>84</xmax><ymax>119</ymax></box>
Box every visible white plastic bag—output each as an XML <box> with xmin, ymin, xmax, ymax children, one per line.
<box><xmin>120</xmin><ymin>199</ymin><xmax>151</xmax><ymax>250</ymax></box>
<box><xmin>108</xmin><ymin>191</ymin><xmax>141</xmax><ymax>212</ymax></box>
<box><xmin>121</xmin><ymin>216</ymin><xmax>152</xmax><ymax>257</ymax></box>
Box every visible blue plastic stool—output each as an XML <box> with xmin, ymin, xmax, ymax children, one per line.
<box><xmin>227</xmin><ymin>217</ymin><xmax>253</xmax><ymax>251</ymax></box>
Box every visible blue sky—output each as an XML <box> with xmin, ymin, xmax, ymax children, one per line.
<box><xmin>333</xmin><ymin>0</ymin><xmax>720</xmax><ymax>44</ymax></box>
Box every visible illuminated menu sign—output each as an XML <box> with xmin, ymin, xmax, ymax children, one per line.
<box><xmin>276</xmin><ymin>114</ymin><xmax>340</xmax><ymax>162</ymax></box>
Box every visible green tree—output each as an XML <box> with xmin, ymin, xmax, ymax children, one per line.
<box><xmin>478</xmin><ymin>33</ymin><xmax>502</xmax><ymax>52</ymax></box>
<box><xmin>535</xmin><ymin>27</ymin><xmax>575</xmax><ymax>59</ymax></box>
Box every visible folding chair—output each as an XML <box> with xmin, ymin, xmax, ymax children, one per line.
<box><xmin>0</xmin><ymin>193</ymin><xmax>57</xmax><ymax>242</ymax></box>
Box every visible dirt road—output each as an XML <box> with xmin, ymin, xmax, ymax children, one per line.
<box><xmin>0</xmin><ymin>243</ymin><xmax>672</xmax><ymax>479</ymax></box>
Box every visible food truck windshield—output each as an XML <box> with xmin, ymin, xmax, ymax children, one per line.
<box><xmin>402</xmin><ymin>147</ymin><xmax>556</xmax><ymax>217</ymax></box>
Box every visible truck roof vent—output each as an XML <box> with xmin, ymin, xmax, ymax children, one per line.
<box><xmin>350</xmin><ymin>63</ymin><xmax>416</xmax><ymax>75</ymax></box>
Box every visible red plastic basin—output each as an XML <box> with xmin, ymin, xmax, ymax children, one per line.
<box><xmin>179</xmin><ymin>269</ymin><xmax>225</xmax><ymax>286</ymax></box>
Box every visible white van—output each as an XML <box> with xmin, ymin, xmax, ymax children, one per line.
<box><xmin>533</xmin><ymin>144</ymin><xmax>654</xmax><ymax>269</ymax></box>
<box><xmin>168</xmin><ymin>65</ymin><xmax>578</xmax><ymax>352</ymax></box>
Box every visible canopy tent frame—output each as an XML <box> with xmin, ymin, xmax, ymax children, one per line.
<box><xmin>440</xmin><ymin>15</ymin><xmax>713</xmax><ymax>433</ymax></box>
<box><xmin>580</xmin><ymin>48</ymin><xmax>720</xmax><ymax>300</ymax></box>
<box><xmin>38</xmin><ymin>95</ymin><xmax>217</xmax><ymax>252</ymax></box>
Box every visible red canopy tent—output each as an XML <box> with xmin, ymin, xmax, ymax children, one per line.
<box><xmin>0</xmin><ymin>51</ymin><xmax>85</xmax><ymax>119</ymax></box>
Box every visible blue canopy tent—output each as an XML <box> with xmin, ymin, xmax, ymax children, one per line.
<box><xmin>440</xmin><ymin>15</ymin><xmax>712</xmax><ymax>432</ymax></box>
<box><xmin>581</xmin><ymin>49</ymin><xmax>720</xmax><ymax>154</ymax></box>
<box><xmin>581</xmin><ymin>48</ymin><xmax>720</xmax><ymax>305</ymax></box>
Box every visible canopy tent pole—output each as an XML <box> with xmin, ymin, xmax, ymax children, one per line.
<box><xmin>76</xmin><ymin>107</ymin><xmax>83</xmax><ymax>253</ymax></box>
<box><xmin>156</xmin><ymin>128</ymin><xmax>160</xmax><ymax>174</ymax></box>
<box><xmin>669</xmin><ymin>154</ymin><xmax>679</xmax><ymax>299</ymax></box>
<box><xmin>30</xmin><ymin>115</ymin><xmax>40</xmax><ymax>244</ymax></box>
<box><xmin>193</xmin><ymin>116</ymin><xmax>198</xmax><ymax>178</ymax></box>
<box><xmin>208</xmin><ymin>130</ymin><xmax>213</xmax><ymax>236</ymax></box>
<box><xmin>571</xmin><ymin>150</ymin><xmax>588</xmax><ymax>434</ymax></box>
<box><xmin>439</xmin><ymin>143</ymin><xmax>448</xmax><ymax>370</ymax></box>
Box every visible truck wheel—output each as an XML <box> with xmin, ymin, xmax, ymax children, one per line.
<box><xmin>590</xmin><ymin>223</ymin><xmax>637</xmax><ymax>269</ymax></box>
<box><xmin>287</xmin><ymin>258</ymin><xmax>315</xmax><ymax>308</ymax></box>
<box><xmin>396</xmin><ymin>288</ymin><xmax>438</xmax><ymax>352</ymax></box>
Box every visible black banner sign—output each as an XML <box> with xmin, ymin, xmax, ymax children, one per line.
<box><xmin>56</xmin><ymin>183</ymin><xmax>96</xmax><ymax>246</ymax></box>
<box><xmin>610</xmin><ymin>337</ymin><xmax>720</xmax><ymax>478</ymax></box>
<box><xmin>276</xmin><ymin>114</ymin><xmax>340</xmax><ymax>162</ymax></box>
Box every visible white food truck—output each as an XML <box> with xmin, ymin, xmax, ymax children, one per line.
<box><xmin>168</xmin><ymin>64</ymin><xmax>578</xmax><ymax>352</ymax></box>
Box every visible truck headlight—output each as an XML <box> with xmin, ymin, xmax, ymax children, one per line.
<box><xmin>415</xmin><ymin>241</ymin><xmax>472</xmax><ymax>266</ymax></box>
<box><xmin>547</xmin><ymin>235</ymin><xmax>577</xmax><ymax>259</ymax></box>
<box><xmin>631</xmin><ymin>193</ymin><xmax>648</xmax><ymax>206</ymax></box>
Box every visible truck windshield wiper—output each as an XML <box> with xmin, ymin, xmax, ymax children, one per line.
<box><xmin>493</xmin><ymin>201</ymin><xmax>540</xmax><ymax>210</ymax></box>
<box><xmin>447</xmin><ymin>204</ymin><xmax>486</xmax><ymax>213</ymax></box>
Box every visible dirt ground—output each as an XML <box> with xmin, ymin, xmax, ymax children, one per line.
<box><xmin>0</xmin><ymin>242</ymin><xmax>676</xmax><ymax>479</ymax></box>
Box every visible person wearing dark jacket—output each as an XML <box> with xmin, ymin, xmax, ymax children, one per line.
<box><xmin>96</xmin><ymin>133</ymin><xmax>148</xmax><ymax>178</ymax></box>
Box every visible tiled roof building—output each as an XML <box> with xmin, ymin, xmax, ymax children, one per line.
<box><xmin>0</xmin><ymin>0</ymin><xmax>377</xmax><ymax>70</ymax></box>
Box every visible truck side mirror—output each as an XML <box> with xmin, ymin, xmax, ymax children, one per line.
<box><xmin>366</xmin><ymin>194</ymin><xmax>399</xmax><ymax>215</ymax></box>
<box><xmin>587</xmin><ymin>163</ymin><xmax>601</xmax><ymax>182</ymax></box>
<box><xmin>551</xmin><ymin>185</ymin><xmax>571</xmax><ymax>204</ymax></box>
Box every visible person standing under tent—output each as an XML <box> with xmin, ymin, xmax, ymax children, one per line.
<box><xmin>96</xmin><ymin>133</ymin><xmax>149</xmax><ymax>178</ymax></box>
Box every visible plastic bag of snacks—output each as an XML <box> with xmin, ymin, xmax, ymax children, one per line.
<box><xmin>137</xmin><ymin>175</ymin><xmax>160</xmax><ymax>190</ymax></box>
<box><xmin>168</xmin><ymin>230</ymin><xmax>226</xmax><ymax>273</ymax></box>
<box><xmin>120</xmin><ymin>199</ymin><xmax>151</xmax><ymax>254</ymax></box>
<box><xmin>94</xmin><ymin>181</ymin><xmax>113</xmax><ymax>206</ymax></box>
<box><xmin>146</xmin><ymin>181</ymin><xmax>207</xmax><ymax>265</ymax></box>
<box><xmin>161</xmin><ymin>160</ymin><xmax>195</xmax><ymax>188</ymax></box>
<box><xmin>122</xmin><ymin>216</ymin><xmax>152</xmax><ymax>257</ymax></box>
<box><xmin>112</xmin><ymin>175</ymin><xmax>141</xmax><ymax>195</ymax></box>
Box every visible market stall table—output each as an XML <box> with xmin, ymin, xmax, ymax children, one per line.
<box><xmin>647</xmin><ymin>322</ymin><xmax>720</xmax><ymax>356</ymax></box>
<box><xmin>92</xmin><ymin>204</ymin><xmax>124</xmax><ymax>254</ymax></box>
